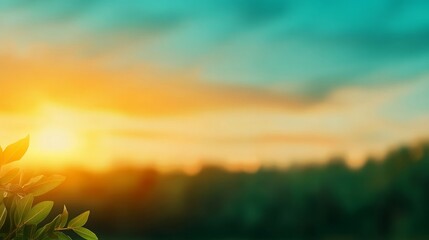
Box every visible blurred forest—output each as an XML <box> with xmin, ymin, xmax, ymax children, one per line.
<box><xmin>42</xmin><ymin>141</ymin><xmax>429</xmax><ymax>239</ymax></box>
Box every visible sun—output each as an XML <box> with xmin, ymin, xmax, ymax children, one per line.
<box><xmin>34</xmin><ymin>126</ymin><xmax>79</xmax><ymax>156</ymax></box>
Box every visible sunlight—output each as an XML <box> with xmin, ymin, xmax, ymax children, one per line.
<box><xmin>34</xmin><ymin>126</ymin><xmax>79</xmax><ymax>156</ymax></box>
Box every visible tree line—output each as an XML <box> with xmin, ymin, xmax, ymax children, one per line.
<box><xmin>43</xmin><ymin>141</ymin><xmax>429</xmax><ymax>239</ymax></box>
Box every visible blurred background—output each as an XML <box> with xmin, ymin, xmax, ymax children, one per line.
<box><xmin>1</xmin><ymin>0</ymin><xmax>429</xmax><ymax>239</ymax></box>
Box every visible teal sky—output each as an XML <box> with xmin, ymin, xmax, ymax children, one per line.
<box><xmin>0</xmin><ymin>0</ymin><xmax>429</xmax><ymax>169</ymax></box>
<box><xmin>3</xmin><ymin>0</ymin><xmax>429</xmax><ymax>94</ymax></box>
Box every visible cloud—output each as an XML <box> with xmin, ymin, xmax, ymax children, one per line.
<box><xmin>0</xmin><ymin>46</ymin><xmax>308</xmax><ymax>116</ymax></box>
<box><xmin>1</xmin><ymin>0</ymin><xmax>429</xmax><ymax>169</ymax></box>
<box><xmin>3</xmin><ymin>0</ymin><xmax>429</xmax><ymax>98</ymax></box>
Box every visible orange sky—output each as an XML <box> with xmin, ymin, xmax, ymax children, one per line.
<box><xmin>1</xmin><ymin>46</ymin><xmax>428</xmax><ymax>172</ymax></box>
<box><xmin>1</xmin><ymin>2</ymin><xmax>429</xmax><ymax>172</ymax></box>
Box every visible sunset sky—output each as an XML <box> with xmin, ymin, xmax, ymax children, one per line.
<box><xmin>1</xmin><ymin>0</ymin><xmax>429</xmax><ymax>172</ymax></box>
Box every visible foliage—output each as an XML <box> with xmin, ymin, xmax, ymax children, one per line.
<box><xmin>0</xmin><ymin>136</ymin><xmax>97</xmax><ymax>240</ymax></box>
<box><xmin>51</xmin><ymin>141</ymin><xmax>429</xmax><ymax>239</ymax></box>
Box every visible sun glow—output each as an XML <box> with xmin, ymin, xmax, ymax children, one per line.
<box><xmin>33</xmin><ymin>126</ymin><xmax>79</xmax><ymax>156</ymax></box>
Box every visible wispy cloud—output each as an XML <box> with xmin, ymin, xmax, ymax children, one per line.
<box><xmin>1</xmin><ymin>0</ymin><xmax>429</xmax><ymax>169</ymax></box>
<box><xmin>3</xmin><ymin>1</ymin><xmax>429</xmax><ymax>92</ymax></box>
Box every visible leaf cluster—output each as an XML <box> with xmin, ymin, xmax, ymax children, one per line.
<box><xmin>0</xmin><ymin>136</ymin><xmax>97</xmax><ymax>240</ymax></box>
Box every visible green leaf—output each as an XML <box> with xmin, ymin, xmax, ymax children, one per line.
<box><xmin>0</xmin><ymin>168</ymin><xmax>20</xmax><ymax>184</ymax></box>
<box><xmin>23</xmin><ymin>224</ymin><xmax>36</xmax><ymax>239</ymax></box>
<box><xmin>9</xmin><ymin>196</ymin><xmax>18</xmax><ymax>228</ymax></box>
<box><xmin>23</xmin><ymin>175</ymin><xmax>66</xmax><ymax>197</ymax></box>
<box><xmin>15</xmin><ymin>194</ymin><xmax>34</xmax><ymax>226</ymax></box>
<box><xmin>54</xmin><ymin>232</ymin><xmax>72</xmax><ymax>240</ymax></box>
<box><xmin>34</xmin><ymin>225</ymin><xmax>46</xmax><ymax>240</ymax></box>
<box><xmin>68</xmin><ymin>211</ymin><xmax>90</xmax><ymax>228</ymax></box>
<box><xmin>0</xmin><ymin>203</ymin><xmax>7</xmax><ymax>230</ymax></box>
<box><xmin>38</xmin><ymin>214</ymin><xmax>61</xmax><ymax>237</ymax></box>
<box><xmin>58</xmin><ymin>205</ymin><xmax>68</xmax><ymax>228</ymax></box>
<box><xmin>23</xmin><ymin>201</ymin><xmax>53</xmax><ymax>225</ymax></box>
<box><xmin>73</xmin><ymin>227</ymin><xmax>98</xmax><ymax>240</ymax></box>
<box><xmin>2</xmin><ymin>135</ymin><xmax>29</xmax><ymax>165</ymax></box>
<box><xmin>22</xmin><ymin>175</ymin><xmax>44</xmax><ymax>188</ymax></box>
<box><xmin>15</xmin><ymin>227</ymin><xmax>25</xmax><ymax>240</ymax></box>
